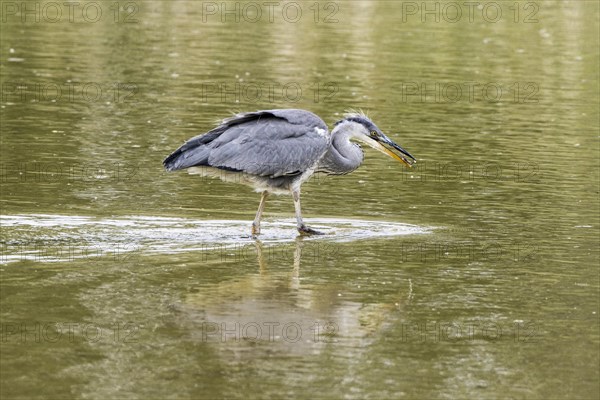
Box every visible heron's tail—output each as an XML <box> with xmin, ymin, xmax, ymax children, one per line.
<box><xmin>163</xmin><ymin>145</ymin><xmax>211</xmax><ymax>171</ymax></box>
<box><xmin>163</xmin><ymin>130</ymin><xmax>224</xmax><ymax>171</ymax></box>
<box><xmin>163</xmin><ymin>149</ymin><xmax>202</xmax><ymax>171</ymax></box>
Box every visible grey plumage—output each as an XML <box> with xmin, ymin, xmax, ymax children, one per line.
<box><xmin>316</xmin><ymin>121</ymin><xmax>365</xmax><ymax>175</ymax></box>
<box><xmin>164</xmin><ymin>110</ymin><xmax>327</xmax><ymax>175</ymax></box>
<box><xmin>163</xmin><ymin>108</ymin><xmax>416</xmax><ymax>235</ymax></box>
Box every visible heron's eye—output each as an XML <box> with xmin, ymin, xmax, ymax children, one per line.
<box><xmin>370</xmin><ymin>131</ymin><xmax>378</xmax><ymax>137</ymax></box>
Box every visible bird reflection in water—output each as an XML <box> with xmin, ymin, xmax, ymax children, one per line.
<box><xmin>172</xmin><ymin>239</ymin><xmax>412</xmax><ymax>356</ymax></box>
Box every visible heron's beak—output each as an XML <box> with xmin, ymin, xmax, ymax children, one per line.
<box><xmin>365</xmin><ymin>133</ymin><xmax>416</xmax><ymax>168</ymax></box>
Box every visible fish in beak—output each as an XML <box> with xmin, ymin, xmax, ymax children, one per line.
<box><xmin>363</xmin><ymin>131</ymin><xmax>417</xmax><ymax>168</ymax></box>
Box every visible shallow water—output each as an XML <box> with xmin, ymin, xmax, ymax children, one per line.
<box><xmin>1</xmin><ymin>214</ymin><xmax>429</xmax><ymax>263</ymax></box>
<box><xmin>1</xmin><ymin>1</ymin><xmax>599</xmax><ymax>399</ymax></box>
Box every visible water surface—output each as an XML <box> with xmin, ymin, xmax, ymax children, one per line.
<box><xmin>1</xmin><ymin>1</ymin><xmax>599</xmax><ymax>399</ymax></box>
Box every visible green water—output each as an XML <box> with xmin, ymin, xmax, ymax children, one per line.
<box><xmin>1</xmin><ymin>1</ymin><xmax>599</xmax><ymax>399</ymax></box>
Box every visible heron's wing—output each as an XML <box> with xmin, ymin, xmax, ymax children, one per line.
<box><xmin>208</xmin><ymin>113</ymin><xmax>329</xmax><ymax>178</ymax></box>
<box><xmin>164</xmin><ymin>110</ymin><xmax>329</xmax><ymax>178</ymax></box>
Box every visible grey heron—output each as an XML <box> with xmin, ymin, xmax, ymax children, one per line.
<box><xmin>163</xmin><ymin>109</ymin><xmax>416</xmax><ymax>236</ymax></box>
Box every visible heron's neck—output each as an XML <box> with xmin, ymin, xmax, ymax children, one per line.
<box><xmin>319</xmin><ymin>123</ymin><xmax>364</xmax><ymax>174</ymax></box>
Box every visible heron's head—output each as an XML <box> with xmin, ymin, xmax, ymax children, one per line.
<box><xmin>334</xmin><ymin>112</ymin><xmax>416</xmax><ymax>167</ymax></box>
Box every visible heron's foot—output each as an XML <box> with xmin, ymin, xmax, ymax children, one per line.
<box><xmin>298</xmin><ymin>224</ymin><xmax>324</xmax><ymax>236</ymax></box>
<box><xmin>251</xmin><ymin>223</ymin><xmax>261</xmax><ymax>238</ymax></box>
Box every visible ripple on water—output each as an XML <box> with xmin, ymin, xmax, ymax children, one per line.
<box><xmin>0</xmin><ymin>214</ymin><xmax>430</xmax><ymax>264</ymax></box>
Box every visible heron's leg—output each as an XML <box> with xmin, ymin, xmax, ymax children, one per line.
<box><xmin>252</xmin><ymin>191</ymin><xmax>269</xmax><ymax>236</ymax></box>
<box><xmin>292</xmin><ymin>189</ymin><xmax>324</xmax><ymax>235</ymax></box>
